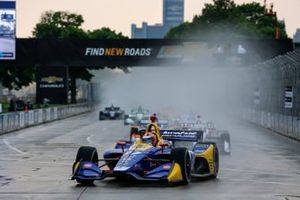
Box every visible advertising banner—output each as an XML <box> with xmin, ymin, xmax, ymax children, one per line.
<box><xmin>28</xmin><ymin>110</ymin><xmax>34</xmax><ymax>125</ymax></box>
<box><xmin>0</xmin><ymin>39</ymin><xmax>294</xmax><ymax>67</ymax></box>
<box><xmin>38</xmin><ymin>109</ymin><xmax>43</xmax><ymax>123</ymax></box>
<box><xmin>53</xmin><ymin>107</ymin><xmax>58</xmax><ymax>119</ymax></box>
<box><xmin>36</xmin><ymin>66</ymin><xmax>69</xmax><ymax>104</ymax></box>
<box><xmin>19</xmin><ymin>111</ymin><xmax>24</xmax><ymax>127</ymax></box>
<box><xmin>0</xmin><ymin>1</ymin><xmax>16</xmax><ymax>60</ymax></box>
<box><xmin>46</xmin><ymin>108</ymin><xmax>51</xmax><ymax>121</ymax></box>
<box><xmin>284</xmin><ymin>86</ymin><xmax>293</xmax><ymax>108</ymax></box>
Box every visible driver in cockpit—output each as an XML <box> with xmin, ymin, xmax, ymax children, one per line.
<box><xmin>143</xmin><ymin>116</ymin><xmax>163</xmax><ymax>146</ymax></box>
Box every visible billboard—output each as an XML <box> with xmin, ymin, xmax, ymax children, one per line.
<box><xmin>163</xmin><ymin>0</ymin><xmax>184</xmax><ymax>26</ymax></box>
<box><xmin>0</xmin><ymin>39</ymin><xmax>294</xmax><ymax>67</ymax></box>
<box><xmin>36</xmin><ymin>66</ymin><xmax>69</xmax><ymax>104</ymax></box>
<box><xmin>0</xmin><ymin>1</ymin><xmax>16</xmax><ymax>60</ymax></box>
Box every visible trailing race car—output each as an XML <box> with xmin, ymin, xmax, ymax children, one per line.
<box><xmin>173</xmin><ymin>120</ymin><xmax>231</xmax><ymax>155</ymax></box>
<box><xmin>203</xmin><ymin>122</ymin><xmax>231</xmax><ymax>155</ymax></box>
<box><xmin>99</xmin><ymin>105</ymin><xmax>125</xmax><ymax>120</ymax></box>
<box><xmin>124</xmin><ymin>106</ymin><xmax>150</xmax><ymax>125</ymax></box>
<box><xmin>72</xmin><ymin>123</ymin><xmax>219</xmax><ymax>185</ymax></box>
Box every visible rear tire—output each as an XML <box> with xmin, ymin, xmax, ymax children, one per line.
<box><xmin>124</xmin><ymin>115</ymin><xmax>129</xmax><ymax>125</ymax></box>
<box><xmin>212</xmin><ymin>145</ymin><xmax>219</xmax><ymax>178</ymax></box>
<box><xmin>73</xmin><ymin>146</ymin><xmax>98</xmax><ymax>185</ymax></box>
<box><xmin>170</xmin><ymin>148</ymin><xmax>191</xmax><ymax>185</ymax></box>
<box><xmin>99</xmin><ymin>112</ymin><xmax>104</xmax><ymax>120</ymax></box>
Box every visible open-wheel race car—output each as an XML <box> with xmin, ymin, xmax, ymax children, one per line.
<box><xmin>174</xmin><ymin>119</ymin><xmax>231</xmax><ymax>155</ymax></box>
<box><xmin>124</xmin><ymin>106</ymin><xmax>150</xmax><ymax>125</ymax></box>
<box><xmin>99</xmin><ymin>105</ymin><xmax>125</xmax><ymax>120</ymax></box>
<box><xmin>72</xmin><ymin>123</ymin><xmax>219</xmax><ymax>185</ymax></box>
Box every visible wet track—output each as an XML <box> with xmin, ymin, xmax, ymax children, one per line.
<box><xmin>0</xmin><ymin>110</ymin><xmax>299</xmax><ymax>200</ymax></box>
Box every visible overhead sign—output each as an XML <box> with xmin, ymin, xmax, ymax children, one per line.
<box><xmin>0</xmin><ymin>1</ymin><xmax>16</xmax><ymax>60</ymax></box>
<box><xmin>0</xmin><ymin>39</ymin><xmax>294</xmax><ymax>67</ymax></box>
<box><xmin>284</xmin><ymin>86</ymin><xmax>293</xmax><ymax>108</ymax></box>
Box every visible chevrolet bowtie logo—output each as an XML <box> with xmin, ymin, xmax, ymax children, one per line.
<box><xmin>41</xmin><ymin>76</ymin><xmax>63</xmax><ymax>83</ymax></box>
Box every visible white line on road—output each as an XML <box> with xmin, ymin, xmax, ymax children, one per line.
<box><xmin>3</xmin><ymin>139</ymin><xmax>26</xmax><ymax>155</ymax></box>
<box><xmin>221</xmin><ymin>167</ymin><xmax>298</xmax><ymax>177</ymax></box>
<box><xmin>86</xmin><ymin>134</ymin><xmax>99</xmax><ymax>146</ymax></box>
<box><xmin>220</xmin><ymin>177</ymin><xmax>300</xmax><ymax>187</ymax></box>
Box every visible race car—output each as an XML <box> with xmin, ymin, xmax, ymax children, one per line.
<box><xmin>124</xmin><ymin>106</ymin><xmax>150</xmax><ymax>125</ymax></box>
<box><xmin>173</xmin><ymin>119</ymin><xmax>231</xmax><ymax>155</ymax></box>
<box><xmin>203</xmin><ymin>122</ymin><xmax>231</xmax><ymax>155</ymax></box>
<box><xmin>71</xmin><ymin>123</ymin><xmax>219</xmax><ymax>185</ymax></box>
<box><xmin>99</xmin><ymin>105</ymin><xmax>125</xmax><ymax>120</ymax></box>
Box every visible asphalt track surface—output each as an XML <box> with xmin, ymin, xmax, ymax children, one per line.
<box><xmin>0</xmin><ymin>110</ymin><xmax>299</xmax><ymax>200</ymax></box>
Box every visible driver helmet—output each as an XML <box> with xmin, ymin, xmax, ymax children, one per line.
<box><xmin>150</xmin><ymin>115</ymin><xmax>157</xmax><ymax>123</ymax></box>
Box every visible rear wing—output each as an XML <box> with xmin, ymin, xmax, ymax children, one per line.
<box><xmin>160</xmin><ymin>130</ymin><xmax>203</xmax><ymax>142</ymax></box>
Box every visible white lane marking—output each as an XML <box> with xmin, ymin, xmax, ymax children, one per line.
<box><xmin>86</xmin><ymin>134</ymin><xmax>99</xmax><ymax>146</ymax></box>
<box><xmin>221</xmin><ymin>167</ymin><xmax>298</xmax><ymax>177</ymax></box>
<box><xmin>3</xmin><ymin>139</ymin><xmax>26</xmax><ymax>155</ymax></box>
<box><xmin>220</xmin><ymin>177</ymin><xmax>300</xmax><ymax>187</ymax></box>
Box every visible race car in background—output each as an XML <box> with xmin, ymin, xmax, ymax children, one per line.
<box><xmin>99</xmin><ymin>105</ymin><xmax>125</xmax><ymax>120</ymax></box>
<box><xmin>124</xmin><ymin>106</ymin><xmax>150</xmax><ymax>125</ymax></box>
<box><xmin>173</xmin><ymin>118</ymin><xmax>231</xmax><ymax>155</ymax></box>
<box><xmin>71</xmin><ymin>124</ymin><xmax>219</xmax><ymax>185</ymax></box>
<box><xmin>203</xmin><ymin>122</ymin><xmax>231</xmax><ymax>155</ymax></box>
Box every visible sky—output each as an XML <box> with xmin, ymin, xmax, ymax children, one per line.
<box><xmin>14</xmin><ymin>0</ymin><xmax>300</xmax><ymax>38</ymax></box>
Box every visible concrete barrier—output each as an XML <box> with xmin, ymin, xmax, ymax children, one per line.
<box><xmin>0</xmin><ymin>103</ymin><xmax>92</xmax><ymax>135</ymax></box>
<box><xmin>244</xmin><ymin>109</ymin><xmax>300</xmax><ymax>141</ymax></box>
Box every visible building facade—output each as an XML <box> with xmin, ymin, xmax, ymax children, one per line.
<box><xmin>294</xmin><ymin>29</ymin><xmax>300</xmax><ymax>43</ymax></box>
<box><xmin>131</xmin><ymin>0</ymin><xmax>184</xmax><ymax>39</ymax></box>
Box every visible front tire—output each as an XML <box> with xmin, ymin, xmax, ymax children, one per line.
<box><xmin>170</xmin><ymin>148</ymin><xmax>191</xmax><ymax>185</ymax></box>
<box><xmin>73</xmin><ymin>146</ymin><xmax>98</xmax><ymax>185</ymax></box>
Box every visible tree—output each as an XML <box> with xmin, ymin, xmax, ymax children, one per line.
<box><xmin>33</xmin><ymin>11</ymin><xmax>127</xmax><ymax>103</ymax></box>
<box><xmin>166</xmin><ymin>0</ymin><xmax>287</xmax><ymax>39</ymax></box>
<box><xmin>88</xmin><ymin>27</ymin><xmax>128</xmax><ymax>39</ymax></box>
<box><xmin>0</xmin><ymin>66</ymin><xmax>34</xmax><ymax>90</ymax></box>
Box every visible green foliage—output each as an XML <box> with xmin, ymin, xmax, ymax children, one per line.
<box><xmin>88</xmin><ymin>27</ymin><xmax>128</xmax><ymax>39</ymax></box>
<box><xmin>0</xmin><ymin>66</ymin><xmax>34</xmax><ymax>90</ymax></box>
<box><xmin>166</xmin><ymin>0</ymin><xmax>288</xmax><ymax>39</ymax></box>
<box><xmin>33</xmin><ymin>11</ymin><xmax>88</xmax><ymax>39</ymax></box>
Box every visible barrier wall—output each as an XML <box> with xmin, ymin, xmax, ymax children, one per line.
<box><xmin>0</xmin><ymin>103</ymin><xmax>91</xmax><ymax>135</ymax></box>
<box><xmin>244</xmin><ymin>108</ymin><xmax>300</xmax><ymax>141</ymax></box>
<box><xmin>242</xmin><ymin>49</ymin><xmax>300</xmax><ymax>141</ymax></box>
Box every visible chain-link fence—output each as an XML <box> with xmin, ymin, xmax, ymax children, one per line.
<box><xmin>244</xmin><ymin>49</ymin><xmax>300</xmax><ymax>141</ymax></box>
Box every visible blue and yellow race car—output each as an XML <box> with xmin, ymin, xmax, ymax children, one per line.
<box><xmin>72</xmin><ymin>123</ymin><xmax>219</xmax><ymax>185</ymax></box>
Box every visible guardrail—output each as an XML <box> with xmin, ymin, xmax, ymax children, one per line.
<box><xmin>0</xmin><ymin>103</ymin><xmax>92</xmax><ymax>135</ymax></box>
